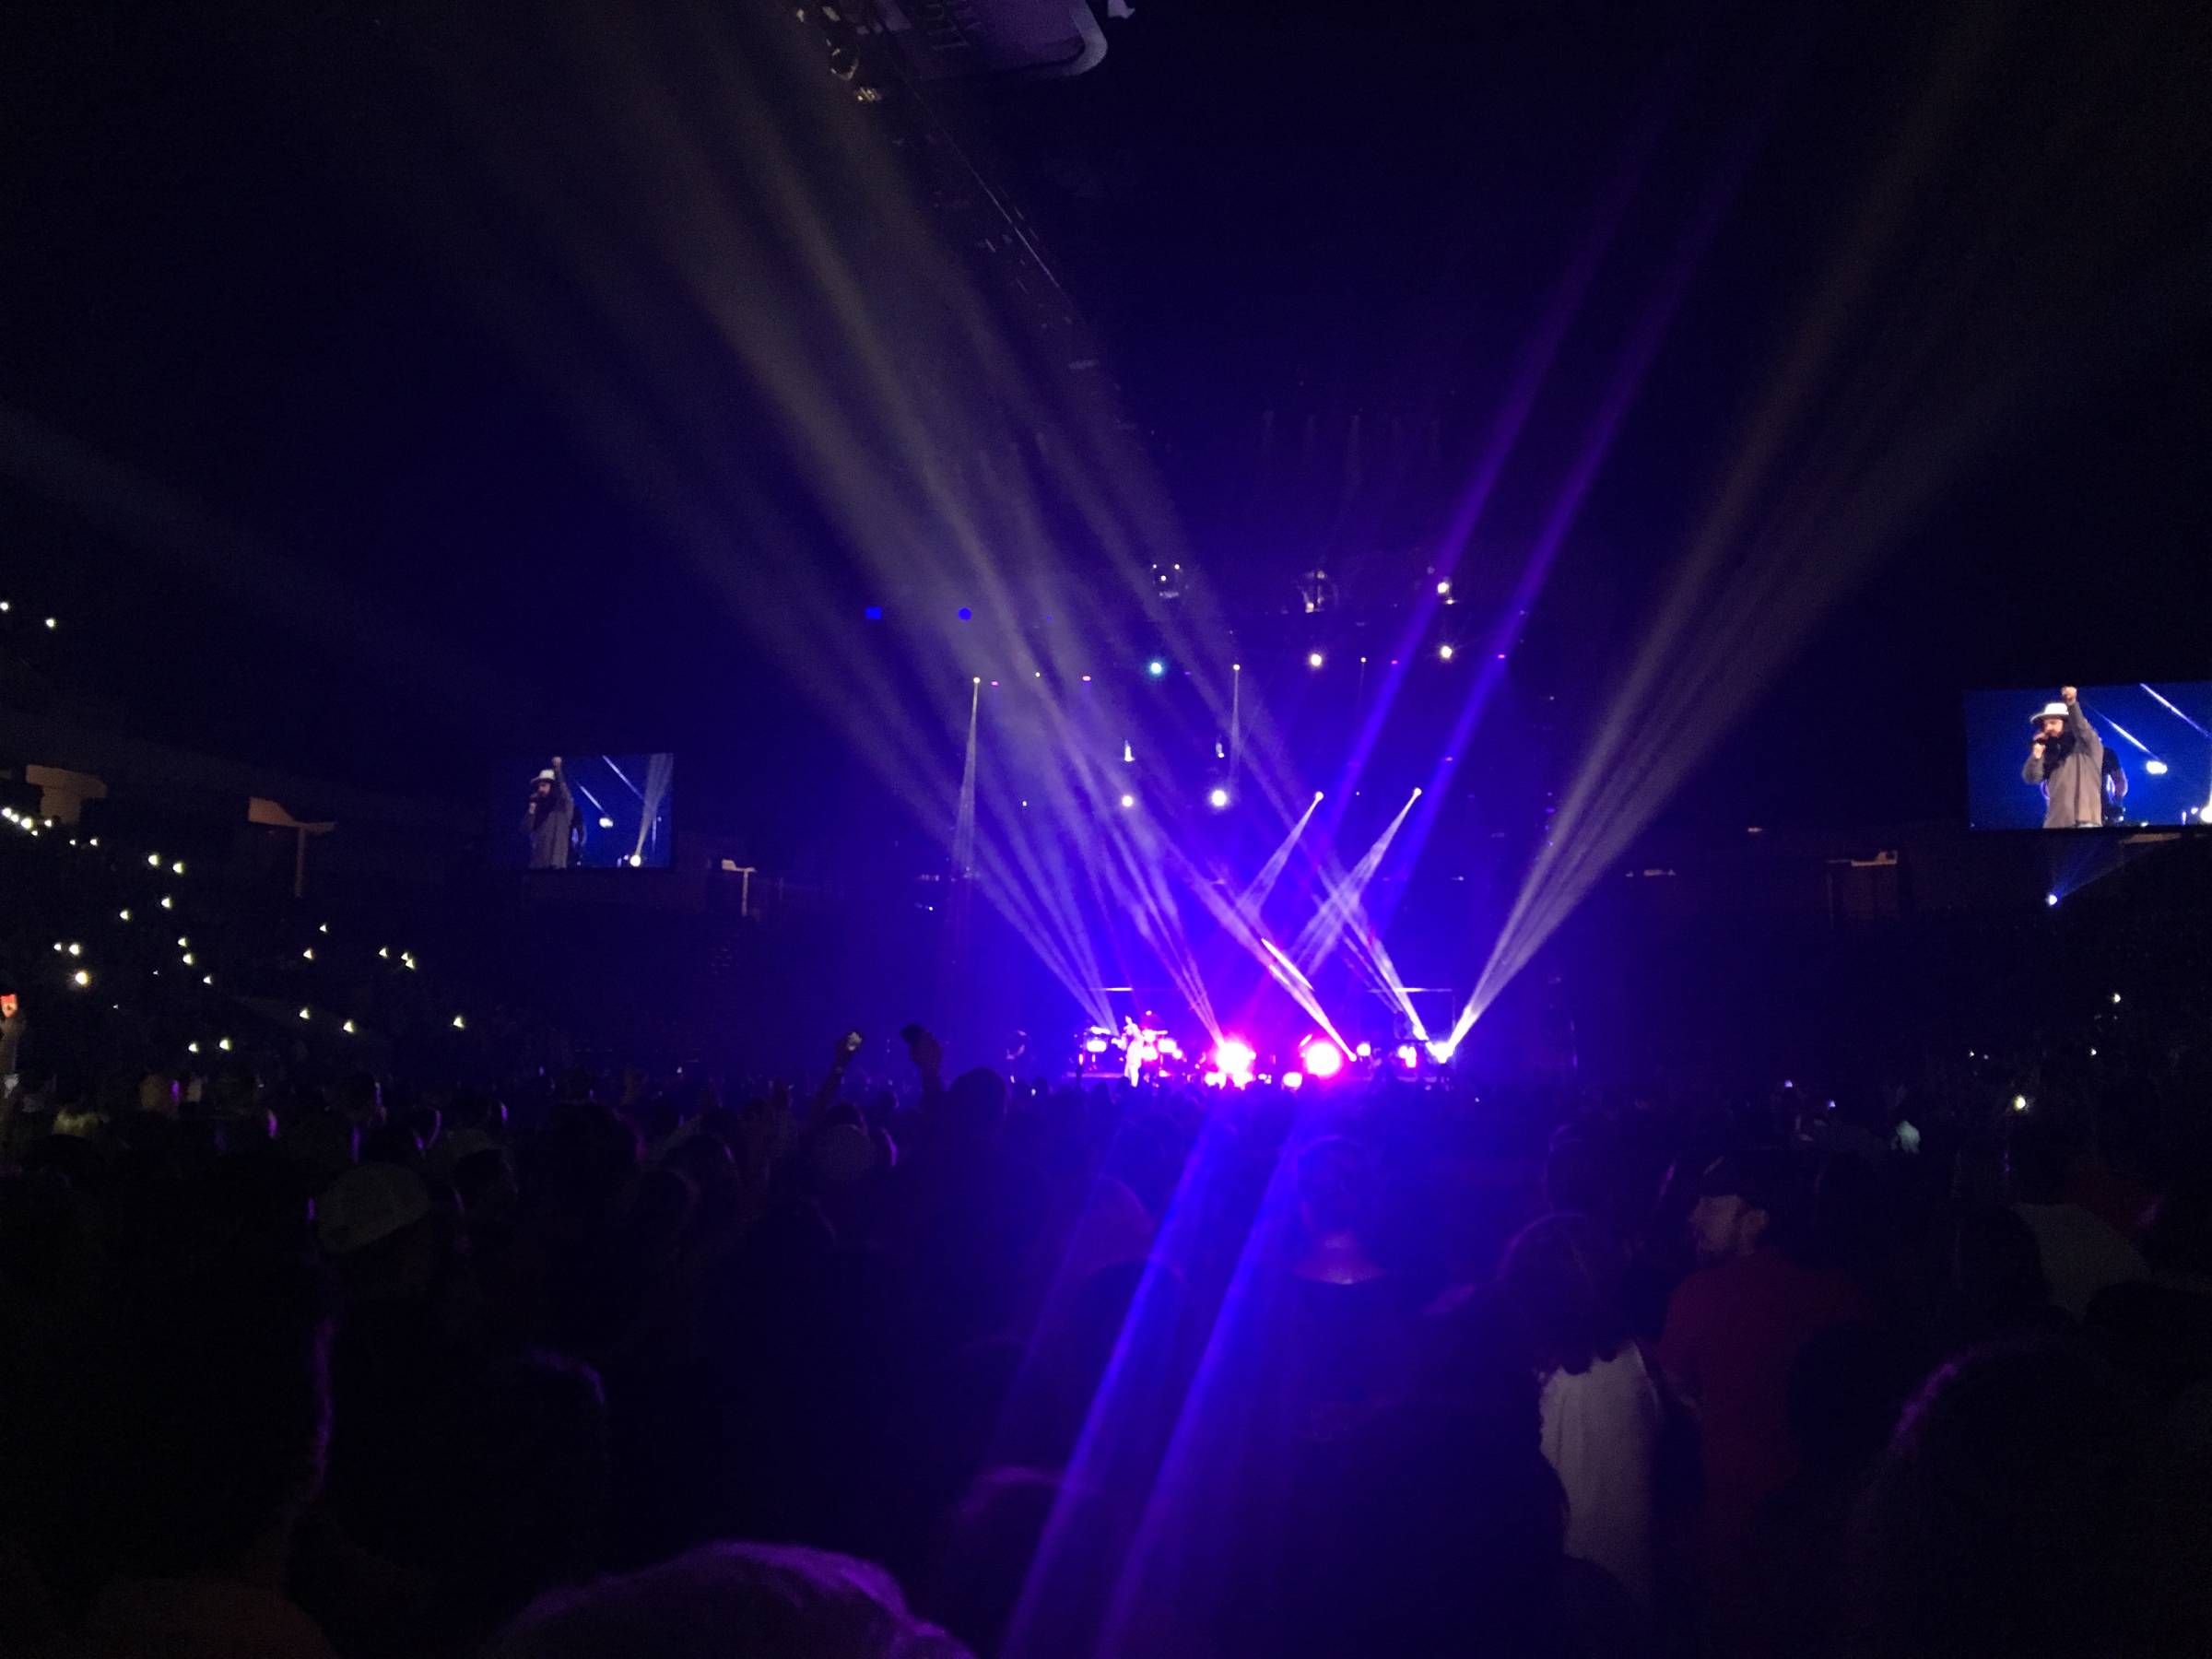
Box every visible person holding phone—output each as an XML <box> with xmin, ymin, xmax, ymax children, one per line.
<box><xmin>2022</xmin><ymin>687</ymin><xmax>2104</xmax><ymax>829</ymax></box>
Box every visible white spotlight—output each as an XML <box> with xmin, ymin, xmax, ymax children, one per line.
<box><xmin>2145</xmin><ymin>759</ymin><xmax>2169</xmax><ymax>775</ymax></box>
<box><xmin>1438</xmin><ymin>643</ymin><xmax>1455</xmax><ymax>661</ymax></box>
<box><xmin>1306</xmin><ymin>651</ymin><xmax>1324</xmax><ymax>670</ymax></box>
<box><xmin>1207</xmin><ymin>786</ymin><xmax>1231</xmax><ymax>810</ymax></box>
<box><xmin>1119</xmin><ymin>794</ymin><xmax>1135</xmax><ymax>809</ymax></box>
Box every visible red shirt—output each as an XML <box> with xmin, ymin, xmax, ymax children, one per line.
<box><xmin>1659</xmin><ymin>1250</ymin><xmax>1875</xmax><ymax>1553</ymax></box>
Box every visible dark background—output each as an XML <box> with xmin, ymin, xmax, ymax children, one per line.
<box><xmin>5</xmin><ymin>0</ymin><xmax>2209</xmax><ymax>862</ymax></box>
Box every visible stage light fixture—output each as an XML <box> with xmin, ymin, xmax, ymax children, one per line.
<box><xmin>1436</xmin><ymin>580</ymin><xmax>1452</xmax><ymax>596</ymax></box>
<box><xmin>1306</xmin><ymin>651</ymin><xmax>1324</xmax><ymax>669</ymax></box>
<box><xmin>957</xmin><ymin>606</ymin><xmax>972</xmax><ymax>620</ymax></box>
<box><xmin>72</xmin><ymin>969</ymin><xmax>90</xmax><ymax>988</ymax></box>
<box><xmin>1426</xmin><ymin>1039</ymin><xmax>1457</xmax><ymax>1064</ymax></box>
<box><xmin>1282</xmin><ymin>1072</ymin><xmax>1304</xmax><ymax>1090</ymax></box>
<box><xmin>1207</xmin><ymin>786</ymin><xmax>1230</xmax><ymax>810</ymax></box>
<box><xmin>1214</xmin><ymin>1038</ymin><xmax>1256</xmax><ymax>1083</ymax></box>
<box><xmin>2146</xmin><ymin>759</ymin><xmax>2170</xmax><ymax>775</ymax></box>
<box><xmin>1394</xmin><ymin>1042</ymin><xmax>1419</xmax><ymax>1069</ymax></box>
<box><xmin>2012</xmin><ymin>1094</ymin><xmax>2029</xmax><ymax>1112</ymax></box>
<box><xmin>1147</xmin><ymin>658</ymin><xmax>1167</xmax><ymax>678</ymax></box>
<box><xmin>1300</xmin><ymin>1039</ymin><xmax>1346</xmax><ymax>1079</ymax></box>
<box><xmin>1119</xmin><ymin>794</ymin><xmax>1135</xmax><ymax>809</ymax></box>
<box><xmin>1438</xmin><ymin>643</ymin><xmax>1455</xmax><ymax>661</ymax></box>
<box><xmin>218</xmin><ymin>1038</ymin><xmax>231</xmax><ymax>1051</ymax></box>
<box><xmin>1355</xmin><ymin>1041</ymin><xmax>1372</xmax><ymax>1058</ymax></box>
<box><xmin>2046</xmin><ymin>892</ymin><xmax>2059</xmax><ymax>907</ymax></box>
<box><xmin>598</xmin><ymin>816</ymin><xmax>615</xmax><ymax>830</ymax></box>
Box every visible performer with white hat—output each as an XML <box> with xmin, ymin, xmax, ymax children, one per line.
<box><xmin>523</xmin><ymin>755</ymin><xmax>577</xmax><ymax>867</ymax></box>
<box><xmin>2021</xmin><ymin>687</ymin><xmax>2104</xmax><ymax>829</ymax></box>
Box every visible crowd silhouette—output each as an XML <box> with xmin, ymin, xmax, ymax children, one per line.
<box><xmin>4</xmin><ymin>993</ymin><xmax>2211</xmax><ymax>1658</ymax></box>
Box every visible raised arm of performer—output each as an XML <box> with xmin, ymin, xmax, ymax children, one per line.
<box><xmin>2061</xmin><ymin>688</ymin><xmax>2102</xmax><ymax>769</ymax></box>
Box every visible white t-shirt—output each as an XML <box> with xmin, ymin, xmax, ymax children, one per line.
<box><xmin>2015</xmin><ymin>1202</ymin><xmax>2148</xmax><ymax>1320</ymax></box>
<box><xmin>1539</xmin><ymin>1341</ymin><xmax>1662</xmax><ymax>1608</ymax></box>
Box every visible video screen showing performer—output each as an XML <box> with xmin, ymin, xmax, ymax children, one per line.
<box><xmin>1964</xmin><ymin>683</ymin><xmax>2211</xmax><ymax>830</ymax></box>
<box><xmin>500</xmin><ymin>753</ymin><xmax>676</xmax><ymax>868</ymax></box>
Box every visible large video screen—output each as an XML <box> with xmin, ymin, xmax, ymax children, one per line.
<box><xmin>1964</xmin><ymin>684</ymin><xmax>2211</xmax><ymax>830</ymax></box>
<box><xmin>500</xmin><ymin>754</ymin><xmax>675</xmax><ymax>868</ymax></box>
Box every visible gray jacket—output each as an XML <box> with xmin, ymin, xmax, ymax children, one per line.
<box><xmin>2022</xmin><ymin>697</ymin><xmax>2103</xmax><ymax>828</ymax></box>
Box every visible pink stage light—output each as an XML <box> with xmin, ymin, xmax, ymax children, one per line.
<box><xmin>1394</xmin><ymin>1042</ymin><xmax>1419</xmax><ymax>1069</ymax></box>
<box><xmin>1214</xmin><ymin>1038</ymin><xmax>1257</xmax><ymax>1083</ymax></box>
<box><xmin>1300</xmin><ymin>1039</ymin><xmax>1345</xmax><ymax>1080</ymax></box>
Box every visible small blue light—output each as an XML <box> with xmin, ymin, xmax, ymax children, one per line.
<box><xmin>957</xmin><ymin>606</ymin><xmax>971</xmax><ymax>621</ymax></box>
<box><xmin>864</xmin><ymin>606</ymin><xmax>882</xmax><ymax>620</ymax></box>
